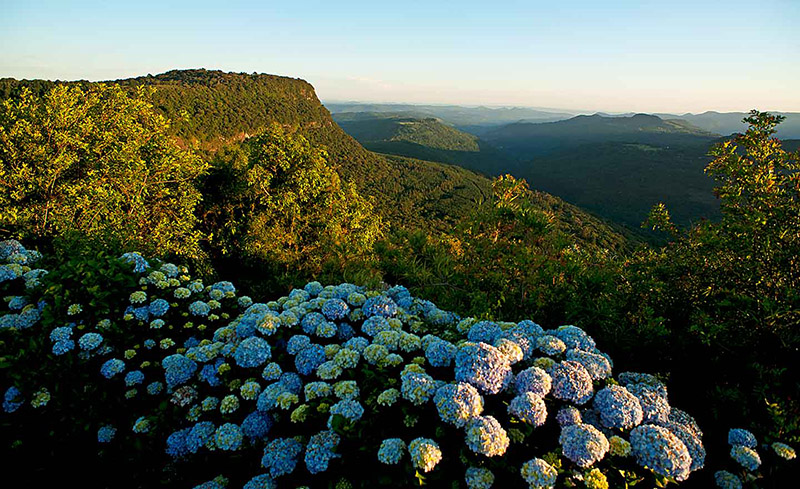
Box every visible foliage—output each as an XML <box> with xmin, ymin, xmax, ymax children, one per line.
<box><xmin>376</xmin><ymin>175</ymin><xmax>628</xmax><ymax>322</ymax></box>
<box><xmin>0</xmin><ymin>84</ymin><xmax>207</xmax><ymax>258</ymax></box>
<box><xmin>630</xmin><ymin>111</ymin><xmax>800</xmax><ymax>484</ymax></box>
<box><xmin>200</xmin><ymin>124</ymin><xmax>382</xmax><ymax>293</ymax></box>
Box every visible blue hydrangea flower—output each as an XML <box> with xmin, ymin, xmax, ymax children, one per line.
<box><xmin>343</xmin><ymin>336</ymin><xmax>369</xmax><ymax>353</ymax></box>
<box><xmin>508</xmin><ymin>392</ymin><xmax>547</xmax><ymax>427</ymax></box>
<box><xmin>514</xmin><ymin>366</ymin><xmax>552</xmax><ymax>397</ymax></box>
<box><xmin>772</xmin><ymin>442</ymin><xmax>796</xmax><ymax>460</ymax></box>
<box><xmin>243</xmin><ymin>474</ymin><xmax>276</xmax><ymax>489</ymax></box>
<box><xmin>120</xmin><ymin>252</ymin><xmax>149</xmax><ymax>273</ymax></box>
<box><xmin>125</xmin><ymin>370</ymin><xmax>145</xmax><ymax>386</ymax></box>
<box><xmin>378</xmin><ymin>438</ymin><xmax>406</xmax><ymax>464</ymax></box>
<box><xmin>630</xmin><ymin>424</ymin><xmax>692</xmax><ymax>481</ymax></box>
<box><xmin>728</xmin><ymin>428</ymin><xmax>757</xmax><ymax>448</ymax></box>
<box><xmin>627</xmin><ymin>383</ymin><xmax>670</xmax><ymax>423</ymax></box>
<box><xmin>668</xmin><ymin>408</ymin><xmax>703</xmax><ymax>439</ymax></box>
<box><xmin>549</xmin><ymin>360</ymin><xmax>594</xmax><ymax>405</ymax></box>
<box><xmin>215</xmin><ymin>423</ymin><xmax>243</xmax><ymax>451</ymax></box>
<box><xmin>199</xmin><ymin>364</ymin><xmax>222</xmax><ymax>387</ymax></box>
<box><xmin>328</xmin><ymin>399</ymin><xmax>364</xmax><ymax>427</ymax></box>
<box><xmin>465</xmin><ymin>415</ymin><xmax>510</xmax><ymax>457</ymax></box>
<box><xmin>467</xmin><ymin>321</ymin><xmax>502</xmax><ymax>344</ymax></box>
<box><xmin>593</xmin><ymin>385</ymin><xmax>643</xmax><ymax>429</ymax></box>
<box><xmin>50</xmin><ymin>326</ymin><xmax>73</xmax><ymax>342</ymax></box>
<box><xmin>363</xmin><ymin>344</ymin><xmax>389</xmax><ymax>366</ymax></box>
<box><xmin>187</xmin><ymin>421</ymin><xmax>216</xmax><ymax>452</ymax></box>
<box><xmin>559</xmin><ymin>423</ymin><xmax>609</xmax><ymax>468</ymax></box>
<box><xmin>97</xmin><ymin>424</ymin><xmax>116</xmax><ymax>443</ymax></box>
<box><xmin>304</xmin><ymin>281</ymin><xmax>324</xmax><ymax>296</ymax></box>
<box><xmin>242</xmin><ymin>411</ymin><xmax>273</xmax><ymax>441</ymax></box>
<box><xmin>257</xmin><ymin>382</ymin><xmax>291</xmax><ymax>411</ymax></box>
<box><xmin>361</xmin><ymin>316</ymin><xmax>391</xmax><ymax>337</ymax></box>
<box><xmin>465</xmin><ymin>467</ymin><xmax>494</xmax><ymax>489</ymax></box>
<box><xmin>454</xmin><ymin>342</ymin><xmax>513</xmax><ymax>395</ymax></box>
<box><xmin>149</xmin><ymin>299</ymin><xmax>170</xmax><ymax>317</ymax></box>
<box><xmin>78</xmin><ymin>332</ymin><xmax>103</xmax><ymax>351</ymax></box>
<box><xmin>132</xmin><ymin>416</ymin><xmax>151</xmax><ymax>434</ymax></box>
<box><xmin>425</xmin><ymin>339</ymin><xmax>457</xmax><ymax>367</ymax></box>
<box><xmin>301</xmin><ymin>312</ymin><xmax>326</xmax><ymax>335</ymax></box>
<box><xmin>262</xmin><ymin>362</ymin><xmax>282</xmax><ymax>381</ymax></box>
<box><xmin>166</xmin><ymin>428</ymin><xmax>192</xmax><ymax>457</ymax></box>
<box><xmin>521</xmin><ymin>458</ymin><xmax>557</xmax><ymax>488</ymax></box>
<box><xmin>408</xmin><ymin>438</ymin><xmax>442</xmax><ymax>473</ymax></box>
<box><xmin>305</xmin><ymin>430</ymin><xmax>341</xmax><ymax>474</ymax></box>
<box><xmin>566</xmin><ymin>349</ymin><xmax>612</xmax><ymax>380</ymax></box>
<box><xmin>661</xmin><ymin>421</ymin><xmax>705</xmax><ymax>472</ymax></box>
<box><xmin>714</xmin><ymin>471</ymin><xmax>742</xmax><ymax>489</ymax></box>
<box><xmin>3</xmin><ymin>386</ymin><xmax>23</xmax><ymax>413</ymax></box>
<box><xmin>434</xmin><ymin>382</ymin><xmax>483</xmax><ymax>427</ymax></box>
<box><xmin>304</xmin><ymin>381</ymin><xmax>332</xmax><ymax>401</ymax></box>
<box><xmin>160</xmin><ymin>263</ymin><xmax>180</xmax><ymax>277</ymax></box>
<box><xmin>162</xmin><ymin>354</ymin><xmax>197</xmax><ymax>388</ymax></box>
<box><xmin>363</xmin><ymin>295</ymin><xmax>398</xmax><ymax>317</ymax></box>
<box><xmin>147</xmin><ymin>382</ymin><xmax>163</xmax><ymax>395</ymax></box>
<box><xmin>322</xmin><ymin>298</ymin><xmax>350</xmax><ymax>320</ymax></box>
<box><xmin>287</xmin><ymin>335</ymin><xmax>312</xmax><ymax>355</ymax></box>
<box><xmin>234</xmin><ymin>336</ymin><xmax>272</xmax><ymax>368</ymax></box>
<box><xmin>332</xmin><ymin>348</ymin><xmax>360</xmax><ymax>369</ymax></box>
<box><xmin>52</xmin><ymin>339</ymin><xmax>75</xmax><ymax>356</ymax></box>
<box><xmin>553</xmin><ymin>325</ymin><xmax>596</xmax><ymax>350</ymax></box>
<box><xmin>295</xmin><ymin>344</ymin><xmax>327</xmax><ymax>376</ymax></box>
<box><xmin>537</xmin><ymin>335</ymin><xmax>566</xmax><ymax>356</ymax></box>
<box><xmin>262</xmin><ymin>438</ymin><xmax>303</xmax><ymax>478</ymax></box>
<box><xmin>556</xmin><ymin>406</ymin><xmax>583</xmax><ymax>427</ymax></box>
<box><xmin>132</xmin><ymin>306</ymin><xmax>150</xmax><ymax>321</ymax></box>
<box><xmin>101</xmin><ymin>358</ymin><xmax>126</xmax><ymax>379</ymax></box>
<box><xmin>189</xmin><ymin>301</ymin><xmax>211</xmax><ymax>317</ymax></box>
<box><xmin>401</xmin><ymin>371</ymin><xmax>437</xmax><ymax>406</ymax></box>
<box><xmin>220</xmin><ymin>394</ymin><xmax>240</xmax><ymax>414</ymax></box>
<box><xmin>730</xmin><ymin>445</ymin><xmax>761</xmax><ymax>471</ymax></box>
<box><xmin>8</xmin><ymin>296</ymin><xmax>27</xmax><ymax>310</ymax></box>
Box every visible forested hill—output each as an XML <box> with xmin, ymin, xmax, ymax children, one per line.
<box><xmin>0</xmin><ymin>69</ymin><xmax>631</xmax><ymax>247</ymax></box>
<box><xmin>332</xmin><ymin>112</ymin><xmax>519</xmax><ymax>175</ymax></box>
<box><xmin>333</xmin><ymin>114</ymin><xmax>480</xmax><ymax>152</ymax></box>
<box><xmin>485</xmin><ymin>113</ymin><xmax>719</xmax><ymax>157</ymax></box>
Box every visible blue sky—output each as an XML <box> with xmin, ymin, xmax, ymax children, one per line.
<box><xmin>1</xmin><ymin>0</ymin><xmax>799</xmax><ymax>112</ymax></box>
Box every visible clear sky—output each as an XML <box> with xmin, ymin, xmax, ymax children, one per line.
<box><xmin>2</xmin><ymin>0</ymin><xmax>799</xmax><ymax>113</ymax></box>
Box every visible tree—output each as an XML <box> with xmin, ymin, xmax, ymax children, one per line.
<box><xmin>0</xmin><ymin>84</ymin><xmax>208</xmax><ymax>257</ymax></box>
<box><xmin>202</xmin><ymin>124</ymin><xmax>383</xmax><ymax>282</ymax></box>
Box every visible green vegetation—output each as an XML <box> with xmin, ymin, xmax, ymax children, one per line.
<box><xmin>510</xmin><ymin>140</ymin><xmax>720</xmax><ymax>229</ymax></box>
<box><xmin>0</xmin><ymin>84</ymin><xmax>207</xmax><ymax>258</ymax></box>
<box><xmin>200</xmin><ymin>124</ymin><xmax>383</xmax><ymax>295</ymax></box>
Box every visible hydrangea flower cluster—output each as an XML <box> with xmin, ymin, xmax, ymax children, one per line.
<box><xmin>8</xmin><ymin>242</ymin><xmax>778</xmax><ymax>488</ymax></box>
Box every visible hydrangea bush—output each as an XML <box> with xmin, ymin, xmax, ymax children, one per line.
<box><xmin>1</xmin><ymin>240</ymin><xmax>795</xmax><ymax>488</ymax></box>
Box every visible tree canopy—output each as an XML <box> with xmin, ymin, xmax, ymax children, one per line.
<box><xmin>0</xmin><ymin>84</ymin><xmax>208</xmax><ymax>257</ymax></box>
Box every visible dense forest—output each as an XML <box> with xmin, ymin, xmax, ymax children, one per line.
<box><xmin>0</xmin><ymin>70</ymin><xmax>798</xmax><ymax>488</ymax></box>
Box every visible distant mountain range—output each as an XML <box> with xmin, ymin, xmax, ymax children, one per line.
<box><xmin>325</xmin><ymin>102</ymin><xmax>575</xmax><ymax>135</ymax></box>
<box><xmin>656</xmin><ymin>111</ymin><xmax>800</xmax><ymax>139</ymax></box>
<box><xmin>482</xmin><ymin>113</ymin><xmax>719</xmax><ymax>157</ymax></box>
<box><xmin>327</xmin><ymin>102</ymin><xmax>800</xmax><ymax>139</ymax></box>
<box><xmin>330</xmin><ymin>109</ymin><xmax>735</xmax><ymax>230</ymax></box>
